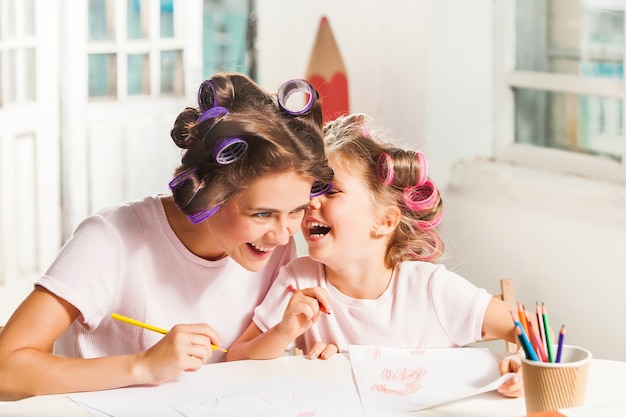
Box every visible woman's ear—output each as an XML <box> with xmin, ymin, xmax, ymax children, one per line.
<box><xmin>373</xmin><ymin>205</ymin><xmax>402</xmax><ymax>236</ymax></box>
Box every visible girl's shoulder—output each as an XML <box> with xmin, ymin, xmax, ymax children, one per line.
<box><xmin>396</xmin><ymin>260</ymin><xmax>448</xmax><ymax>277</ymax></box>
<box><xmin>281</xmin><ymin>256</ymin><xmax>325</xmax><ymax>285</ymax></box>
<box><xmin>395</xmin><ymin>261</ymin><xmax>470</xmax><ymax>289</ymax></box>
<box><xmin>284</xmin><ymin>255</ymin><xmax>323</xmax><ymax>273</ymax></box>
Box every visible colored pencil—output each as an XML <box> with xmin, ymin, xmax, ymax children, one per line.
<box><xmin>556</xmin><ymin>325</ymin><xmax>566</xmax><ymax>363</ymax></box>
<box><xmin>110</xmin><ymin>313</ymin><xmax>228</xmax><ymax>352</ymax></box>
<box><xmin>542</xmin><ymin>303</ymin><xmax>555</xmax><ymax>362</ymax></box>
<box><xmin>287</xmin><ymin>285</ymin><xmax>331</xmax><ymax>315</ymax></box>
<box><xmin>510</xmin><ymin>311</ymin><xmax>539</xmax><ymax>361</ymax></box>
<box><xmin>536</xmin><ymin>302</ymin><xmax>548</xmax><ymax>357</ymax></box>
<box><xmin>518</xmin><ymin>301</ymin><xmax>530</xmax><ymax>335</ymax></box>
<box><xmin>526</xmin><ymin>315</ymin><xmax>548</xmax><ymax>362</ymax></box>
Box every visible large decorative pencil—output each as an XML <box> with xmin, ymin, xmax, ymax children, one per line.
<box><xmin>306</xmin><ymin>16</ymin><xmax>349</xmax><ymax>123</ymax></box>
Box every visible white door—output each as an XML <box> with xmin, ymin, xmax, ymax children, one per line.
<box><xmin>0</xmin><ymin>0</ymin><xmax>61</xmax><ymax>322</ymax></box>
<box><xmin>0</xmin><ymin>0</ymin><xmax>252</xmax><ymax>325</ymax></box>
<box><xmin>60</xmin><ymin>0</ymin><xmax>201</xmax><ymax>238</ymax></box>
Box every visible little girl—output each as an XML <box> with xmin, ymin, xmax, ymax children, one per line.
<box><xmin>227</xmin><ymin>114</ymin><xmax>523</xmax><ymax>397</ymax></box>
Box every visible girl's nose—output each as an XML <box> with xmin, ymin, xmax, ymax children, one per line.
<box><xmin>308</xmin><ymin>197</ymin><xmax>322</xmax><ymax>210</ymax></box>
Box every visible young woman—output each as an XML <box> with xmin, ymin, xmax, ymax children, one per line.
<box><xmin>0</xmin><ymin>73</ymin><xmax>333</xmax><ymax>400</ymax></box>
<box><xmin>227</xmin><ymin>113</ymin><xmax>524</xmax><ymax>398</ymax></box>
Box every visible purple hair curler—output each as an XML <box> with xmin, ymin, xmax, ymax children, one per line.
<box><xmin>169</xmin><ymin>166</ymin><xmax>198</xmax><ymax>190</ymax></box>
<box><xmin>213</xmin><ymin>137</ymin><xmax>249</xmax><ymax>165</ymax></box>
<box><xmin>277</xmin><ymin>79</ymin><xmax>317</xmax><ymax>116</ymax></box>
<box><xmin>310</xmin><ymin>180</ymin><xmax>333</xmax><ymax>197</ymax></box>
<box><xmin>198</xmin><ymin>80</ymin><xmax>217</xmax><ymax>112</ymax></box>
<box><xmin>197</xmin><ymin>105</ymin><xmax>229</xmax><ymax>124</ymax></box>
<box><xmin>187</xmin><ymin>205</ymin><xmax>220</xmax><ymax>224</ymax></box>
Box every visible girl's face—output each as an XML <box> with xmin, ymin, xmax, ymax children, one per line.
<box><xmin>209</xmin><ymin>171</ymin><xmax>312</xmax><ymax>271</ymax></box>
<box><xmin>303</xmin><ymin>157</ymin><xmax>377</xmax><ymax>267</ymax></box>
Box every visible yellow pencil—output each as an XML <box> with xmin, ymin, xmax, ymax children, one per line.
<box><xmin>110</xmin><ymin>313</ymin><xmax>228</xmax><ymax>352</ymax></box>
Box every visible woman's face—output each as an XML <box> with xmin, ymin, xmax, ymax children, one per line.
<box><xmin>209</xmin><ymin>171</ymin><xmax>313</xmax><ymax>271</ymax></box>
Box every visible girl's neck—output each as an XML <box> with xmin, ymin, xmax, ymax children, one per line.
<box><xmin>324</xmin><ymin>261</ymin><xmax>394</xmax><ymax>300</ymax></box>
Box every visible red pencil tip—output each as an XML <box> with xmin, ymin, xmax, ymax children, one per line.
<box><xmin>320</xmin><ymin>16</ymin><xmax>328</xmax><ymax>24</ymax></box>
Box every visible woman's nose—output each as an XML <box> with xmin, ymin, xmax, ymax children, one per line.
<box><xmin>269</xmin><ymin>217</ymin><xmax>299</xmax><ymax>245</ymax></box>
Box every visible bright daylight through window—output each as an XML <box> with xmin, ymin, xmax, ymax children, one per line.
<box><xmin>497</xmin><ymin>0</ymin><xmax>626</xmax><ymax>183</ymax></box>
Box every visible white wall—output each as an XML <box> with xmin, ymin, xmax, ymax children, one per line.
<box><xmin>257</xmin><ymin>0</ymin><xmax>626</xmax><ymax>361</ymax></box>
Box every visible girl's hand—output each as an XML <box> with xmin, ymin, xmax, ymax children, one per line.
<box><xmin>306</xmin><ymin>342</ymin><xmax>339</xmax><ymax>360</ymax></box>
<box><xmin>133</xmin><ymin>323</ymin><xmax>221</xmax><ymax>384</ymax></box>
<box><xmin>497</xmin><ymin>354</ymin><xmax>524</xmax><ymax>398</ymax></box>
<box><xmin>277</xmin><ymin>287</ymin><xmax>330</xmax><ymax>339</ymax></box>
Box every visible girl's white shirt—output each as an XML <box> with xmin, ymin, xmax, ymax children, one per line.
<box><xmin>36</xmin><ymin>195</ymin><xmax>295</xmax><ymax>363</ymax></box>
<box><xmin>253</xmin><ymin>257</ymin><xmax>492</xmax><ymax>352</ymax></box>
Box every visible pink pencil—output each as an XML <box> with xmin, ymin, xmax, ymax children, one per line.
<box><xmin>526</xmin><ymin>315</ymin><xmax>548</xmax><ymax>362</ymax></box>
<box><xmin>536</xmin><ymin>302</ymin><xmax>548</xmax><ymax>356</ymax></box>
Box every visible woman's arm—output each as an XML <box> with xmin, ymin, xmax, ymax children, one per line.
<box><xmin>0</xmin><ymin>287</ymin><xmax>219</xmax><ymax>401</ymax></box>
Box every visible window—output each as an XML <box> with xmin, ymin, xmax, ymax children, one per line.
<box><xmin>0</xmin><ymin>0</ymin><xmax>37</xmax><ymax>106</ymax></box>
<box><xmin>87</xmin><ymin>0</ymin><xmax>184</xmax><ymax>99</ymax></box>
<box><xmin>202</xmin><ymin>0</ymin><xmax>253</xmax><ymax>78</ymax></box>
<box><xmin>496</xmin><ymin>0</ymin><xmax>626</xmax><ymax>184</ymax></box>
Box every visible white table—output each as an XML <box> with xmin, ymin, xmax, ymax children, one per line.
<box><xmin>1</xmin><ymin>356</ymin><xmax>624</xmax><ymax>416</ymax></box>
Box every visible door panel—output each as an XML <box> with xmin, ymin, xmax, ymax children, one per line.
<box><xmin>0</xmin><ymin>0</ymin><xmax>60</xmax><ymax>323</ymax></box>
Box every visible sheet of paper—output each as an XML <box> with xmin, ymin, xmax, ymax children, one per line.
<box><xmin>348</xmin><ymin>345</ymin><xmax>514</xmax><ymax>414</ymax></box>
<box><xmin>168</xmin><ymin>374</ymin><xmax>362</xmax><ymax>416</ymax></box>
<box><xmin>68</xmin><ymin>355</ymin><xmax>364</xmax><ymax>417</ymax></box>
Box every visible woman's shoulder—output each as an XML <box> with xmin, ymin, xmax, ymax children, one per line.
<box><xmin>70</xmin><ymin>195</ymin><xmax>163</xmax><ymax>239</ymax></box>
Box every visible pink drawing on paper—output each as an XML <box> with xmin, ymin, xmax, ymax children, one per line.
<box><xmin>370</xmin><ymin>366</ymin><xmax>425</xmax><ymax>396</ymax></box>
<box><xmin>366</xmin><ymin>346</ymin><xmax>381</xmax><ymax>359</ymax></box>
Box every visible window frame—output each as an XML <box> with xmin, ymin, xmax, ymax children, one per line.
<box><xmin>86</xmin><ymin>0</ymin><xmax>186</xmax><ymax>101</ymax></box>
<box><xmin>494</xmin><ymin>0</ymin><xmax>626</xmax><ymax>185</ymax></box>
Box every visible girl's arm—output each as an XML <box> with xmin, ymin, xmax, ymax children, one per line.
<box><xmin>482</xmin><ymin>297</ymin><xmax>529</xmax><ymax>398</ymax></box>
<box><xmin>481</xmin><ymin>297</ymin><xmax>518</xmax><ymax>344</ymax></box>
<box><xmin>227</xmin><ymin>287</ymin><xmax>330</xmax><ymax>361</ymax></box>
<box><xmin>0</xmin><ymin>287</ymin><xmax>220</xmax><ymax>401</ymax></box>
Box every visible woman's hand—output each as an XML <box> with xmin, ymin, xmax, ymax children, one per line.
<box><xmin>133</xmin><ymin>323</ymin><xmax>221</xmax><ymax>384</ymax></box>
<box><xmin>497</xmin><ymin>354</ymin><xmax>524</xmax><ymax>398</ymax></box>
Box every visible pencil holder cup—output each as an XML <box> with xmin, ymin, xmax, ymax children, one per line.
<box><xmin>521</xmin><ymin>345</ymin><xmax>591</xmax><ymax>413</ymax></box>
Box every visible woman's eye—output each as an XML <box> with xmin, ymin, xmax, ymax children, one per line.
<box><xmin>254</xmin><ymin>212</ymin><xmax>272</xmax><ymax>218</ymax></box>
